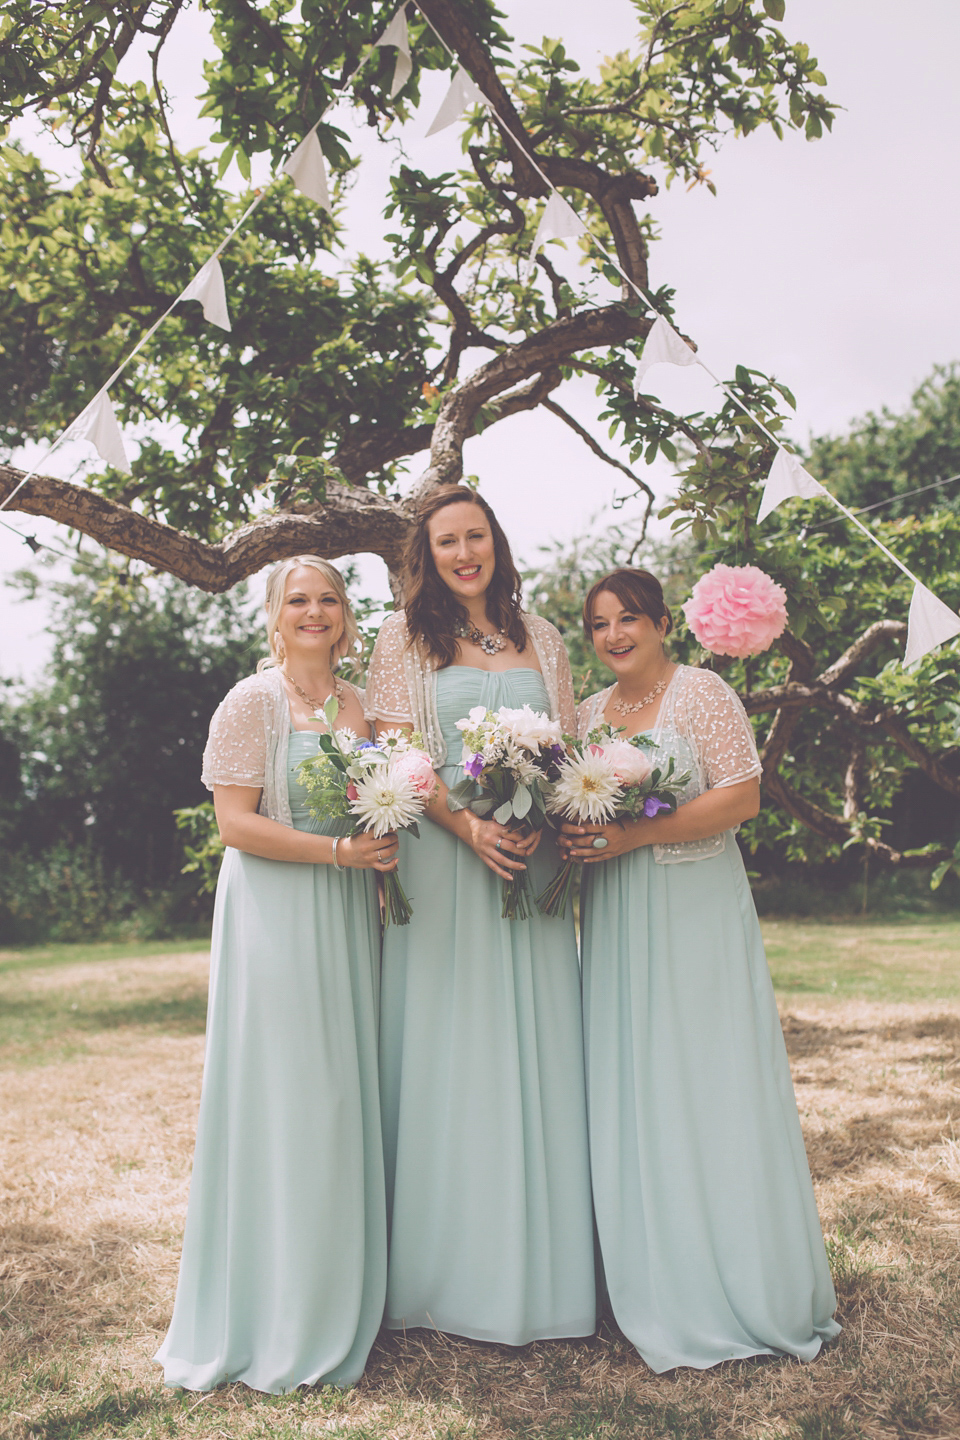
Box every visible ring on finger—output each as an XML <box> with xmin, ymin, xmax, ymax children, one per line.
<box><xmin>496</xmin><ymin>838</ymin><xmax>502</xmax><ymax>850</ymax></box>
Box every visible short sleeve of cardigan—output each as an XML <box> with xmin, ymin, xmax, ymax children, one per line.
<box><xmin>526</xmin><ymin>614</ymin><xmax>577</xmax><ymax>735</ymax></box>
<box><xmin>201</xmin><ymin>675</ymin><xmax>268</xmax><ymax>791</ymax></box>
<box><xmin>364</xmin><ymin>611</ymin><xmax>415</xmax><ymax>724</ymax></box>
<box><xmin>683</xmin><ymin>669</ymin><xmax>762</xmax><ymax>789</ymax></box>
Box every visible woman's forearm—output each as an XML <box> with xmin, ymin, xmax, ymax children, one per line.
<box><xmin>217</xmin><ymin>806</ymin><xmax>336</xmax><ymax>865</ymax></box>
<box><xmin>424</xmin><ymin>771</ymin><xmax>477</xmax><ymax>845</ymax></box>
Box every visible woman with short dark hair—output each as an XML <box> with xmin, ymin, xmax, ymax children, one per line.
<box><xmin>365</xmin><ymin>486</ymin><xmax>596</xmax><ymax>1346</ymax></box>
<box><xmin>561</xmin><ymin>566</ymin><xmax>839</xmax><ymax>1371</ymax></box>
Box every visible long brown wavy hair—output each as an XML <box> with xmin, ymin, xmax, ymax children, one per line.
<box><xmin>404</xmin><ymin>486</ymin><xmax>527</xmax><ymax>667</ymax></box>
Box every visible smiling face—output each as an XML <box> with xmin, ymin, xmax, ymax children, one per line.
<box><xmin>273</xmin><ymin>564</ymin><xmax>345</xmax><ymax>668</ymax></box>
<box><xmin>588</xmin><ymin>587</ymin><xmax>669</xmax><ymax>681</ymax></box>
<box><xmin>427</xmin><ymin>501</ymin><xmax>496</xmax><ymax>603</ymax></box>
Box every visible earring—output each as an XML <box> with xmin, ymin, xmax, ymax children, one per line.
<box><xmin>275</xmin><ymin>630</ymin><xmax>285</xmax><ymax>657</ymax></box>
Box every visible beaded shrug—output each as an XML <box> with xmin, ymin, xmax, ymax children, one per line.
<box><xmin>201</xmin><ymin>666</ymin><xmax>365</xmax><ymax>828</ymax></box>
<box><xmin>364</xmin><ymin>610</ymin><xmax>577</xmax><ymax>764</ymax></box>
<box><xmin>577</xmin><ymin>665</ymin><xmax>762</xmax><ymax>865</ymax></box>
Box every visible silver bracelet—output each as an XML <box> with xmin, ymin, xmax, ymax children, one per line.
<box><xmin>331</xmin><ymin>836</ymin><xmax>344</xmax><ymax>872</ymax></box>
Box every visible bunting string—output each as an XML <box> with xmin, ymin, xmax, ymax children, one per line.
<box><xmin>1</xmin><ymin>1</ymin><xmax>956</xmax><ymax>663</ymax></box>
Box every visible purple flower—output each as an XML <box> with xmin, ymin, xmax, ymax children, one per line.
<box><xmin>643</xmin><ymin>795</ymin><xmax>671</xmax><ymax>818</ymax></box>
<box><xmin>464</xmin><ymin>754</ymin><xmax>485</xmax><ymax>779</ymax></box>
<box><xmin>355</xmin><ymin>740</ymin><xmax>377</xmax><ymax>751</ymax></box>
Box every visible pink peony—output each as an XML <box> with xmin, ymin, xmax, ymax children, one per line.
<box><xmin>389</xmin><ymin>748</ymin><xmax>437</xmax><ymax>796</ymax></box>
<box><xmin>683</xmin><ymin>563</ymin><xmax>787</xmax><ymax>658</ymax></box>
<box><xmin>598</xmin><ymin>739</ymin><xmax>653</xmax><ymax>786</ymax></box>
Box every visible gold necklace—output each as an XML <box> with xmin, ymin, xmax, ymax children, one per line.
<box><xmin>612</xmin><ymin>670</ymin><xmax>670</xmax><ymax>715</ymax></box>
<box><xmin>282</xmin><ymin>668</ymin><xmax>344</xmax><ymax>720</ymax></box>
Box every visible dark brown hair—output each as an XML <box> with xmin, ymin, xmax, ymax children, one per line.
<box><xmin>404</xmin><ymin>485</ymin><xmax>527</xmax><ymax>667</ymax></box>
<box><xmin>582</xmin><ymin>568</ymin><xmax>673</xmax><ymax>641</ymax></box>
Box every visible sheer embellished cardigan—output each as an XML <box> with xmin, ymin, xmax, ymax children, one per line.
<box><xmin>577</xmin><ymin>665</ymin><xmax>762</xmax><ymax>865</ymax></box>
<box><xmin>364</xmin><ymin>610</ymin><xmax>577</xmax><ymax>766</ymax></box>
<box><xmin>201</xmin><ymin>666</ymin><xmax>366</xmax><ymax>828</ymax></box>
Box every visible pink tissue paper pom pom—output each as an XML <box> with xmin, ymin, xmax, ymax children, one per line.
<box><xmin>682</xmin><ymin>563</ymin><xmax>788</xmax><ymax>658</ymax></box>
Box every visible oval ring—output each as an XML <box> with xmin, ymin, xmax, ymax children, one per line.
<box><xmin>592</xmin><ymin>836</ymin><xmax>609</xmax><ymax>850</ymax></box>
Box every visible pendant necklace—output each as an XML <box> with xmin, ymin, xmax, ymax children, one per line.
<box><xmin>454</xmin><ymin>617</ymin><xmax>507</xmax><ymax>657</ymax></box>
<box><xmin>612</xmin><ymin>670</ymin><xmax>670</xmax><ymax>715</ymax></box>
<box><xmin>282</xmin><ymin>668</ymin><xmax>344</xmax><ymax>720</ymax></box>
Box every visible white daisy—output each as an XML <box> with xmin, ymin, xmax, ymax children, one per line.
<box><xmin>349</xmin><ymin>769</ymin><xmax>421</xmax><ymax>838</ymax></box>
<box><xmin>547</xmin><ymin>750</ymin><xmax>623</xmax><ymax>824</ymax></box>
<box><xmin>377</xmin><ymin>727</ymin><xmax>412</xmax><ymax>749</ymax></box>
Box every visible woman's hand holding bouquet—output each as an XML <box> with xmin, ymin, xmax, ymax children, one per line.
<box><xmin>297</xmin><ymin>697</ymin><xmax>437</xmax><ymax>925</ymax></box>
<box><xmin>537</xmin><ymin>723</ymin><xmax>688</xmax><ymax>918</ymax></box>
<box><xmin>447</xmin><ymin>704</ymin><xmax>567</xmax><ymax>920</ymax></box>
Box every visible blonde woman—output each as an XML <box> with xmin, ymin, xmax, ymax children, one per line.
<box><xmin>155</xmin><ymin>557</ymin><xmax>398</xmax><ymax>1394</ymax></box>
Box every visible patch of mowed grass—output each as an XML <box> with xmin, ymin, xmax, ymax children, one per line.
<box><xmin>0</xmin><ymin>945</ymin><xmax>210</xmax><ymax>1067</ymax></box>
<box><xmin>0</xmin><ymin>936</ymin><xmax>211</xmax><ymax>976</ymax></box>
<box><xmin>761</xmin><ymin>917</ymin><xmax>960</xmax><ymax>1002</ymax></box>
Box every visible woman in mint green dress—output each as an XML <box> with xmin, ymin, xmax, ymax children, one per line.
<box><xmin>560</xmin><ymin>567</ymin><xmax>839</xmax><ymax>1372</ymax></box>
<box><xmin>365</xmin><ymin>486</ymin><xmax>595</xmax><ymax>1345</ymax></box>
<box><xmin>155</xmin><ymin>557</ymin><xmax>398</xmax><ymax>1394</ymax></box>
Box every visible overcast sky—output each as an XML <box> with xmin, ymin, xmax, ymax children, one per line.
<box><xmin>3</xmin><ymin>0</ymin><xmax>959</xmax><ymax>683</ymax></box>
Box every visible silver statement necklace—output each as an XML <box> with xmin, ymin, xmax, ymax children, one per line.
<box><xmin>282</xmin><ymin>667</ymin><xmax>344</xmax><ymax>720</ymax></box>
<box><xmin>612</xmin><ymin>671</ymin><xmax>670</xmax><ymax>715</ymax></box>
<box><xmin>454</xmin><ymin>617</ymin><xmax>507</xmax><ymax>657</ymax></box>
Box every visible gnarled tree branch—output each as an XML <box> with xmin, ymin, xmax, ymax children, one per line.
<box><xmin>0</xmin><ymin>467</ymin><xmax>409</xmax><ymax>590</ymax></box>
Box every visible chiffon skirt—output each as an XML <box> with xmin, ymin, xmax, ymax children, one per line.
<box><xmin>581</xmin><ymin>839</ymin><xmax>840</xmax><ymax>1372</ymax></box>
<box><xmin>379</xmin><ymin>777</ymin><xmax>596</xmax><ymax>1341</ymax></box>
<box><xmin>155</xmin><ymin>844</ymin><xmax>387</xmax><ymax>1392</ymax></box>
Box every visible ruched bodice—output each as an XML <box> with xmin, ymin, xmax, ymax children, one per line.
<box><xmin>435</xmin><ymin>667</ymin><xmax>551</xmax><ymax>780</ymax></box>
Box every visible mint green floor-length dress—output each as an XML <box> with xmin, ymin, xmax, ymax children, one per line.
<box><xmin>580</xmin><ymin>723</ymin><xmax>840</xmax><ymax>1373</ymax></box>
<box><xmin>155</xmin><ymin>730</ymin><xmax>387</xmax><ymax>1393</ymax></box>
<box><xmin>379</xmin><ymin>667</ymin><xmax>596</xmax><ymax>1344</ymax></box>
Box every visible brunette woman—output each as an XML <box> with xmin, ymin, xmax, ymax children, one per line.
<box><xmin>561</xmin><ymin>568</ymin><xmax>839</xmax><ymax>1372</ymax></box>
<box><xmin>364</xmin><ymin>486</ymin><xmax>595</xmax><ymax>1345</ymax></box>
<box><xmin>155</xmin><ymin>557</ymin><xmax>397</xmax><ymax>1393</ymax></box>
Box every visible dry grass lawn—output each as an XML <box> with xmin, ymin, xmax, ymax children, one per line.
<box><xmin>2</xmin><ymin>920</ymin><xmax>960</xmax><ymax>1439</ymax></box>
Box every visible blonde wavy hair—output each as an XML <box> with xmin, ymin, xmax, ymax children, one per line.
<box><xmin>257</xmin><ymin>556</ymin><xmax>361</xmax><ymax>673</ymax></box>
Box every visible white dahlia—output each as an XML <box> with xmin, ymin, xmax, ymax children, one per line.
<box><xmin>547</xmin><ymin>750</ymin><xmax>623</xmax><ymax>824</ymax></box>
<box><xmin>349</xmin><ymin>769</ymin><xmax>421</xmax><ymax>838</ymax></box>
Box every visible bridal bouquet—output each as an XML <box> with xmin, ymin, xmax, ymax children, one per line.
<box><xmin>536</xmin><ymin>722</ymin><xmax>688</xmax><ymax>919</ymax></box>
<box><xmin>297</xmin><ymin>697</ymin><xmax>437</xmax><ymax>926</ymax></box>
<box><xmin>447</xmin><ymin>704</ymin><xmax>568</xmax><ymax>920</ymax></box>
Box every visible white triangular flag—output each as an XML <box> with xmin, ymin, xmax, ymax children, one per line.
<box><xmin>375</xmin><ymin>7</ymin><xmax>412</xmax><ymax>98</ymax></box>
<box><xmin>632</xmin><ymin>315</ymin><xmax>699</xmax><ymax>394</ymax></box>
<box><xmin>179</xmin><ymin>257</ymin><xmax>231</xmax><ymax>332</ymax></box>
<box><xmin>66</xmin><ymin>390</ymin><xmax>131</xmax><ymax>474</ymax></box>
<box><xmin>282</xmin><ymin>127</ymin><xmax>331</xmax><ymax>211</ymax></box>
<box><xmin>522</xmin><ymin>192</ymin><xmax>586</xmax><ymax>280</ymax></box>
<box><xmin>756</xmin><ymin>446</ymin><xmax>827</xmax><ymax>524</ymax></box>
<box><xmin>425</xmin><ymin>66</ymin><xmax>485</xmax><ymax>136</ymax></box>
<box><xmin>903</xmin><ymin>581</ymin><xmax>960</xmax><ymax>666</ymax></box>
